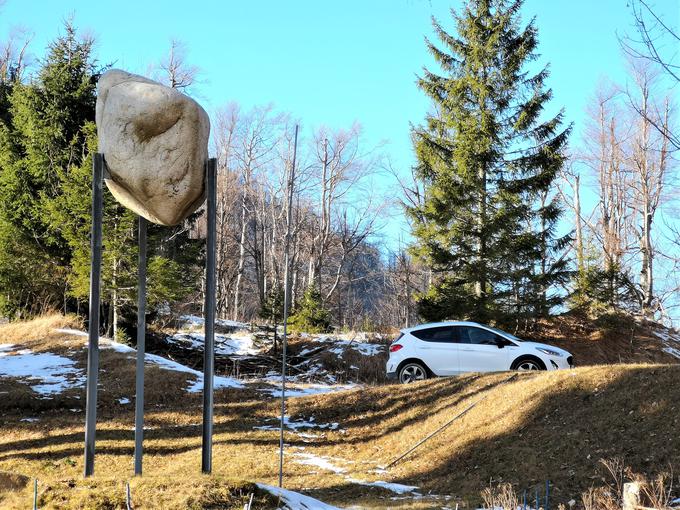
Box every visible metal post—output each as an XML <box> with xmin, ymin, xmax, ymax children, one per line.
<box><xmin>545</xmin><ymin>480</ymin><xmax>550</xmax><ymax>510</ymax></box>
<box><xmin>279</xmin><ymin>125</ymin><xmax>298</xmax><ymax>487</ymax></box>
<box><xmin>84</xmin><ymin>153</ymin><xmax>104</xmax><ymax>477</ymax></box>
<box><xmin>201</xmin><ymin>158</ymin><xmax>217</xmax><ymax>474</ymax></box>
<box><xmin>134</xmin><ymin>216</ymin><xmax>147</xmax><ymax>475</ymax></box>
<box><xmin>535</xmin><ymin>488</ymin><xmax>539</xmax><ymax>510</ymax></box>
<box><xmin>32</xmin><ymin>479</ymin><xmax>37</xmax><ymax>510</ymax></box>
<box><xmin>126</xmin><ymin>482</ymin><xmax>132</xmax><ymax>510</ymax></box>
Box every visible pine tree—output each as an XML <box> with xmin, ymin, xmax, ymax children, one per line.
<box><xmin>409</xmin><ymin>0</ymin><xmax>571</xmax><ymax>325</ymax></box>
<box><xmin>260</xmin><ymin>284</ymin><xmax>284</xmax><ymax>324</ymax></box>
<box><xmin>0</xmin><ymin>22</ymin><xmax>97</xmax><ymax>315</ymax></box>
<box><xmin>0</xmin><ymin>22</ymin><xmax>201</xmax><ymax>325</ymax></box>
<box><xmin>289</xmin><ymin>286</ymin><xmax>332</xmax><ymax>333</ymax></box>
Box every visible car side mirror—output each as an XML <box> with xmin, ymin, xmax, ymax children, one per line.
<box><xmin>494</xmin><ymin>338</ymin><xmax>506</xmax><ymax>349</ymax></box>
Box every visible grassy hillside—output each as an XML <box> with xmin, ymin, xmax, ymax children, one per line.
<box><xmin>1</xmin><ymin>316</ymin><xmax>679</xmax><ymax>509</ymax></box>
<box><xmin>294</xmin><ymin>364</ymin><xmax>680</xmax><ymax>504</ymax></box>
<box><xmin>522</xmin><ymin>313</ymin><xmax>679</xmax><ymax>366</ymax></box>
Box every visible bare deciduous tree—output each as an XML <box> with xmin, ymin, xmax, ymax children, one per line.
<box><xmin>624</xmin><ymin>61</ymin><xmax>672</xmax><ymax>315</ymax></box>
<box><xmin>620</xmin><ymin>0</ymin><xmax>679</xmax><ymax>150</ymax></box>
<box><xmin>156</xmin><ymin>39</ymin><xmax>200</xmax><ymax>92</ymax></box>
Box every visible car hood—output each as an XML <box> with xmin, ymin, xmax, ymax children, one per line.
<box><xmin>519</xmin><ymin>341</ymin><xmax>572</xmax><ymax>357</ymax></box>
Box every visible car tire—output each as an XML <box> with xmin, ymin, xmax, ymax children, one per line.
<box><xmin>398</xmin><ymin>361</ymin><xmax>429</xmax><ymax>384</ymax></box>
<box><xmin>511</xmin><ymin>356</ymin><xmax>546</xmax><ymax>371</ymax></box>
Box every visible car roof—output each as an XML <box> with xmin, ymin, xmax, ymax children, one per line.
<box><xmin>402</xmin><ymin>321</ymin><xmax>485</xmax><ymax>332</ymax></box>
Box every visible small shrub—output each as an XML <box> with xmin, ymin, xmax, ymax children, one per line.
<box><xmin>288</xmin><ymin>287</ymin><xmax>331</xmax><ymax>333</ymax></box>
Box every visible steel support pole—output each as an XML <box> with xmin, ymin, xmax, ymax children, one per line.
<box><xmin>279</xmin><ymin>125</ymin><xmax>298</xmax><ymax>487</ymax></box>
<box><xmin>134</xmin><ymin>216</ymin><xmax>147</xmax><ymax>476</ymax></box>
<box><xmin>84</xmin><ymin>153</ymin><xmax>104</xmax><ymax>477</ymax></box>
<box><xmin>201</xmin><ymin>158</ymin><xmax>217</xmax><ymax>474</ymax></box>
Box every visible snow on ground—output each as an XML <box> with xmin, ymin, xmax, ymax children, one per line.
<box><xmin>305</xmin><ymin>336</ymin><xmax>386</xmax><ymax>357</ymax></box>
<box><xmin>0</xmin><ymin>343</ymin><xmax>85</xmax><ymax>397</ymax></box>
<box><xmin>179</xmin><ymin>314</ymin><xmax>249</xmax><ymax>330</ymax></box>
<box><xmin>259</xmin><ymin>382</ymin><xmax>357</xmax><ymax>398</ymax></box>
<box><xmin>350</xmin><ymin>478</ymin><xmax>419</xmax><ymax>494</ymax></box>
<box><xmin>256</xmin><ymin>483</ymin><xmax>341</xmax><ymax>510</ymax></box>
<box><xmin>294</xmin><ymin>452</ymin><xmax>347</xmax><ymax>474</ymax></box>
<box><xmin>254</xmin><ymin>415</ymin><xmax>339</xmax><ymax>432</ymax></box>
<box><xmin>289</xmin><ymin>451</ymin><xmax>420</xmax><ymax>496</ymax></box>
<box><xmin>50</xmin><ymin>327</ymin><xmax>364</xmax><ymax>397</ymax></box>
<box><xmin>102</xmin><ymin>337</ymin><xmax>244</xmax><ymax>392</ymax></box>
<box><xmin>654</xmin><ymin>330</ymin><xmax>680</xmax><ymax>359</ymax></box>
<box><xmin>166</xmin><ymin>331</ymin><xmax>260</xmax><ymax>356</ymax></box>
<box><xmin>52</xmin><ymin>329</ymin><xmax>244</xmax><ymax>393</ymax></box>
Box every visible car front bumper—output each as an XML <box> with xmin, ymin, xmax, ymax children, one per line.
<box><xmin>386</xmin><ymin>371</ymin><xmax>397</xmax><ymax>381</ymax></box>
<box><xmin>546</xmin><ymin>355</ymin><xmax>574</xmax><ymax>370</ymax></box>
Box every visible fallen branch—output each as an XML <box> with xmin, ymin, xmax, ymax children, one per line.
<box><xmin>382</xmin><ymin>373</ymin><xmax>518</xmax><ymax>470</ymax></box>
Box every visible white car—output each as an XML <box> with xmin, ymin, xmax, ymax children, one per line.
<box><xmin>386</xmin><ymin>321</ymin><xmax>574</xmax><ymax>384</ymax></box>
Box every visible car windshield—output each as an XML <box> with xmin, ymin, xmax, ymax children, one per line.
<box><xmin>487</xmin><ymin>326</ymin><xmax>524</xmax><ymax>342</ymax></box>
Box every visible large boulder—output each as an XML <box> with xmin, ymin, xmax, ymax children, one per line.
<box><xmin>95</xmin><ymin>69</ymin><xmax>210</xmax><ymax>226</ymax></box>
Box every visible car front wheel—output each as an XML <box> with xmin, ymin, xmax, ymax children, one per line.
<box><xmin>511</xmin><ymin>356</ymin><xmax>546</xmax><ymax>371</ymax></box>
<box><xmin>399</xmin><ymin>362</ymin><xmax>428</xmax><ymax>384</ymax></box>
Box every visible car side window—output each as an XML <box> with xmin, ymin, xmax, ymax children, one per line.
<box><xmin>411</xmin><ymin>326</ymin><xmax>455</xmax><ymax>343</ymax></box>
<box><xmin>456</xmin><ymin>327</ymin><xmax>503</xmax><ymax>345</ymax></box>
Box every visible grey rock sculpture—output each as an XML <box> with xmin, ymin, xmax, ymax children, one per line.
<box><xmin>95</xmin><ymin>69</ymin><xmax>210</xmax><ymax>226</ymax></box>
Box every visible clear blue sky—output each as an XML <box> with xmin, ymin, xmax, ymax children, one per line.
<box><xmin>1</xmin><ymin>0</ymin><xmax>678</xmax><ymax>246</ymax></box>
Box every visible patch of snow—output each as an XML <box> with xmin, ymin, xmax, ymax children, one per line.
<box><xmin>179</xmin><ymin>314</ymin><xmax>249</xmax><ymax>330</ymax></box>
<box><xmin>54</xmin><ymin>328</ymin><xmax>88</xmax><ymax>337</ymax></box>
<box><xmin>56</xmin><ymin>329</ymin><xmax>244</xmax><ymax>393</ymax></box>
<box><xmin>663</xmin><ymin>346</ymin><xmax>680</xmax><ymax>359</ymax></box>
<box><xmin>141</xmin><ymin>350</ymin><xmax>244</xmax><ymax>392</ymax></box>
<box><xmin>118</xmin><ymin>397</ymin><xmax>130</xmax><ymax>404</ymax></box>
<box><xmin>349</xmin><ymin>478</ymin><xmax>419</xmax><ymax>494</ymax></box>
<box><xmin>288</xmin><ymin>451</ymin><xmax>419</xmax><ymax>496</ymax></box>
<box><xmin>254</xmin><ymin>416</ymin><xmax>339</xmax><ymax>432</ymax></box>
<box><xmin>310</xmin><ymin>335</ymin><xmax>385</xmax><ymax>357</ymax></box>
<box><xmin>167</xmin><ymin>332</ymin><xmax>260</xmax><ymax>356</ymax></box>
<box><xmin>100</xmin><ymin>339</ymin><xmax>135</xmax><ymax>354</ymax></box>
<box><xmin>654</xmin><ymin>330</ymin><xmax>680</xmax><ymax>360</ymax></box>
<box><xmin>256</xmin><ymin>483</ymin><xmax>341</xmax><ymax>510</ymax></box>
<box><xmin>0</xmin><ymin>347</ymin><xmax>85</xmax><ymax>396</ymax></box>
<box><xmin>20</xmin><ymin>417</ymin><xmax>39</xmax><ymax>422</ymax></box>
<box><xmin>294</xmin><ymin>452</ymin><xmax>347</xmax><ymax>474</ymax></box>
<box><xmin>261</xmin><ymin>383</ymin><xmax>356</xmax><ymax>398</ymax></box>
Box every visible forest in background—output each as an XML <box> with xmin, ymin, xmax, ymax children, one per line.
<box><xmin>0</xmin><ymin>0</ymin><xmax>677</xmax><ymax>339</ymax></box>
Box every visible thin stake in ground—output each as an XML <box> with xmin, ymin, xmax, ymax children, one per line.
<box><xmin>383</xmin><ymin>373</ymin><xmax>518</xmax><ymax>470</ymax></box>
<box><xmin>279</xmin><ymin>125</ymin><xmax>299</xmax><ymax>488</ymax></box>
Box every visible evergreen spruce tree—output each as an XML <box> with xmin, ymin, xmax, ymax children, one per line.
<box><xmin>409</xmin><ymin>0</ymin><xmax>571</xmax><ymax>325</ymax></box>
<box><xmin>260</xmin><ymin>284</ymin><xmax>284</xmax><ymax>324</ymax></box>
<box><xmin>289</xmin><ymin>286</ymin><xmax>332</xmax><ymax>333</ymax></box>
<box><xmin>0</xmin><ymin>22</ymin><xmax>97</xmax><ymax>315</ymax></box>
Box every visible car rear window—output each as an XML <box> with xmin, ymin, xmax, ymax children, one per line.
<box><xmin>411</xmin><ymin>326</ymin><xmax>455</xmax><ymax>342</ymax></box>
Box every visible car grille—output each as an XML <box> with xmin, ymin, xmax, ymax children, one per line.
<box><xmin>567</xmin><ymin>356</ymin><xmax>574</xmax><ymax>367</ymax></box>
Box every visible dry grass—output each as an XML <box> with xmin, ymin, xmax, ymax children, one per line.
<box><xmin>0</xmin><ymin>314</ymin><xmax>82</xmax><ymax>345</ymax></box>
<box><xmin>524</xmin><ymin>313</ymin><xmax>678</xmax><ymax>365</ymax></box>
<box><xmin>2</xmin><ymin>315</ymin><xmax>680</xmax><ymax>509</ymax></box>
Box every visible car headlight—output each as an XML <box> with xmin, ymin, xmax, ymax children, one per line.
<box><xmin>537</xmin><ymin>347</ymin><xmax>563</xmax><ymax>357</ymax></box>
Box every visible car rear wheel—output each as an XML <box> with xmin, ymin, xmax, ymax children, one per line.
<box><xmin>399</xmin><ymin>362</ymin><xmax>428</xmax><ymax>384</ymax></box>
